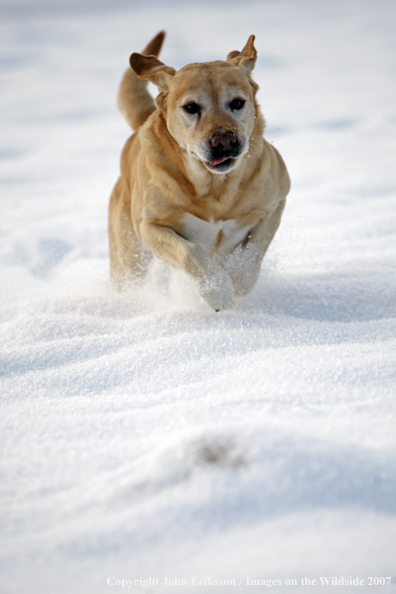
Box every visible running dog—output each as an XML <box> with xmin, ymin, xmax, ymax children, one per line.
<box><xmin>109</xmin><ymin>32</ymin><xmax>290</xmax><ymax>310</ymax></box>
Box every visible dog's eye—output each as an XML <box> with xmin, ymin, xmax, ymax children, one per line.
<box><xmin>229</xmin><ymin>98</ymin><xmax>245</xmax><ymax>111</ymax></box>
<box><xmin>183</xmin><ymin>103</ymin><xmax>200</xmax><ymax>115</ymax></box>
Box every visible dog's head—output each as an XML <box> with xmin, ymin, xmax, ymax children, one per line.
<box><xmin>130</xmin><ymin>36</ymin><xmax>259</xmax><ymax>175</ymax></box>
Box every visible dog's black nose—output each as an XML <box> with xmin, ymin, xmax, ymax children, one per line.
<box><xmin>211</xmin><ymin>131</ymin><xmax>237</xmax><ymax>151</ymax></box>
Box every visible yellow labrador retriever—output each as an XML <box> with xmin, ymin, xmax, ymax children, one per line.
<box><xmin>109</xmin><ymin>32</ymin><xmax>290</xmax><ymax>310</ymax></box>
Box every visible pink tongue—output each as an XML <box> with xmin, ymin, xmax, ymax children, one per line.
<box><xmin>209</xmin><ymin>156</ymin><xmax>229</xmax><ymax>166</ymax></box>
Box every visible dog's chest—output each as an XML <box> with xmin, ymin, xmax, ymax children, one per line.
<box><xmin>181</xmin><ymin>213</ymin><xmax>251</xmax><ymax>252</ymax></box>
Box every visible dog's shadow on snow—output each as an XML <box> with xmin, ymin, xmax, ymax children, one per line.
<box><xmin>248</xmin><ymin>267</ymin><xmax>395</xmax><ymax>323</ymax></box>
<box><xmin>116</xmin><ymin>263</ymin><xmax>395</xmax><ymax>324</ymax></box>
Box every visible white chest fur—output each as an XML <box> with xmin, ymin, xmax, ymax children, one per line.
<box><xmin>181</xmin><ymin>213</ymin><xmax>251</xmax><ymax>253</ymax></box>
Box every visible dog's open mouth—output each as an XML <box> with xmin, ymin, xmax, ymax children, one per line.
<box><xmin>206</xmin><ymin>156</ymin><xmax>236</xmax><ymax>172</ymax></box>
<box><xmin>209</xmin><ymin>156</ymin><xmax>231</xmax><ymax>167</ymax></box>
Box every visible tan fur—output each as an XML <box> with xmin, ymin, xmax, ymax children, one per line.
<box><xmin>109</xmin><ymin>32</ymin><xmax>290</xmax><ymax>310</ymax></box>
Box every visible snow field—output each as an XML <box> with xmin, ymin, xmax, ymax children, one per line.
<box><xmin>1</xmin><ymin>0</ymin><xmax>396</xmax><ymax>592</ymax></box>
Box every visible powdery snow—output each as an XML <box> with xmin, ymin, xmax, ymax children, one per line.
<box><xmin>1</xmin><ymin>1</ymin><xmax>396</xmax><ymax>593</ymax></box>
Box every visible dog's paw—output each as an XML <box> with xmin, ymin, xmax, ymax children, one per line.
<box><xmin>198</xmin><ymin>272</ymin><xmax>235</xmax><ymax>311</ymax></box>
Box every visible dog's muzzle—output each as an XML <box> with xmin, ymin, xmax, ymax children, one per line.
<box><xmin>206</xmin><ymin>131</ymin><xmax>242</xmax><ymax>173</ymax></box>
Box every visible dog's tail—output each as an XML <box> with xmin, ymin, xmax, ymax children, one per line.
<box><xmin>117</xmin><ymin>31</ymin><xmax>165</xmax><ymax>131</ymax></box>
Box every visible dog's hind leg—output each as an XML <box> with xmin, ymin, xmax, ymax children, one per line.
<box><xmin>108</xmin><ymin>178</ymin><xmax>152</xmax><ymax>290</ymax></box>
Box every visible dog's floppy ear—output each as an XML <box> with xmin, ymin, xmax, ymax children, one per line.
<box><xmin>227</xmin><ymin>34</ymin><xmax>257</xmax><ymax>74</ymax></box>
<box><xmin>130</xmin><ymin>53</ymin><xmax>176</xmax><ymax>91</ymax></box>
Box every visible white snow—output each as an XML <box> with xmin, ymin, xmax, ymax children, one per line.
<box><xmin>1</xmin><ymin>0</ymin><xmax>396</xmax><ymax>593</ymax></box>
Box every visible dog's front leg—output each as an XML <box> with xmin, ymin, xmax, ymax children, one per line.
<box><xmin>138</xmin><ymin>221</ymin><xmax>235</xmax><ymax>311</ymax></box>
<box><xmin>225</xmin><ymin>200</ymin><xmax>286</xmax><ymax>296</ymax></box>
